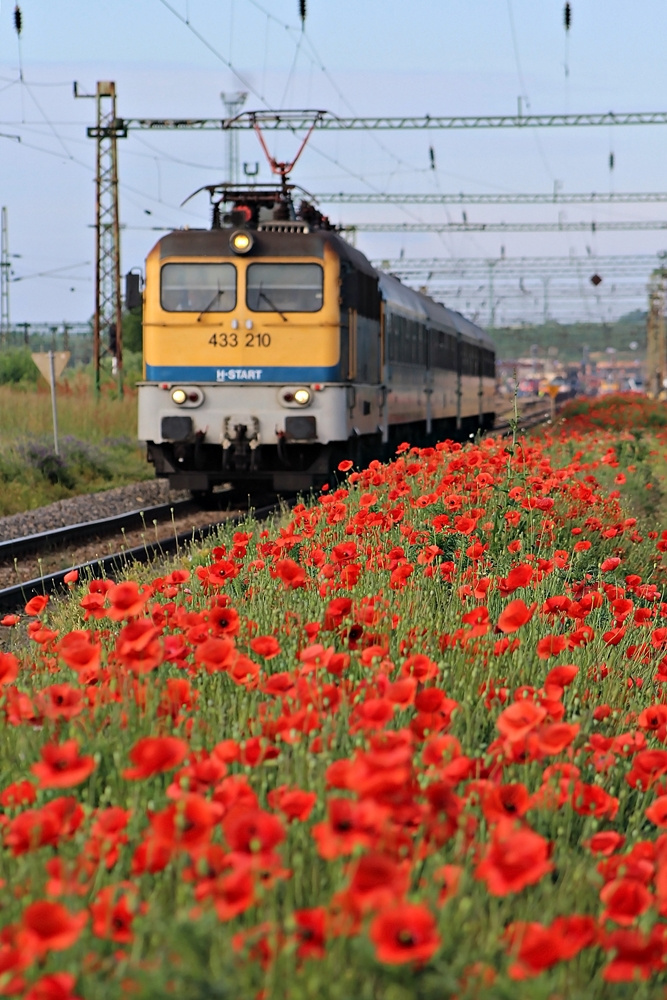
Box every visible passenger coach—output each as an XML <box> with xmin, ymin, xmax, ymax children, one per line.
<box><xmin>137</xmin><ymin>185</ymin><xmax>496</xmax><ymax>494</ymax></box>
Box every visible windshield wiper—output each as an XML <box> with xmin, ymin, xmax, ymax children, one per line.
<box><xmin>196</xmin><ymin>288</ymin><xmax>224</xmax><ymax>322</ymax></box>
<box><xmin>258</xmin><ymin>288</ymin><xmax>288</xmax><ymax>323</ymax></box>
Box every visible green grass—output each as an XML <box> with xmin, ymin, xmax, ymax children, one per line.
<box><xmin>0</xmin><ymin>376</ymin><xmax>151</xmax><ymax>515</ymax></box>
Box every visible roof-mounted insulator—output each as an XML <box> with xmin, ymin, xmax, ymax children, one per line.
<box><xmin>299</xmin><ymin>0</ymin><xmax>306</xmax><ymax>24</ymax></box>
<box><xmin>13</xmin><ymin>4</ymin><xmax>22</xmax><ymax>35</ymax></box>
<box><xmin>564</xmin><ymin>3</ymin><xmax>571</xmax><ymax>30</ymax></box>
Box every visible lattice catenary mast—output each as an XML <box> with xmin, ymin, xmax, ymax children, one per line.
<box><xmin>75</xmin><ymin>80</ymin><xmax>123</xmax><ymax>395</ymax></box>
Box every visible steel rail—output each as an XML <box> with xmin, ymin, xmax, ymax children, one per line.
<box><xmin>0</xmin><ymin>499</ymin><xmax>198</xmax><ymax>563</ymax></box>
<box><xmin>0</xmin><ymin>501</ymin><xmax>284</xmax><ymax>614</ymax></box>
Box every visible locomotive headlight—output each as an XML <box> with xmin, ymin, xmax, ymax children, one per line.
<box><xmin>230</xmin><ymin>230</ymin><xmax>253</xmax><ymax>255</ymax></box>
<box><xmin>171</xmin><ymin>388</ymin><xmax>187</xmax><ymax>405</ymax></box>
<box><xmin>279</xmin><ymin>386</ymin><xmax>312</xmax><ymax>408</ymax></box>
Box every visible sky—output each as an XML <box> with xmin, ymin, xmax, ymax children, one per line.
<box><xmin>1</xmin><ymin>0</ymin><xmax>667</xmax><ymax>327</ymax></box>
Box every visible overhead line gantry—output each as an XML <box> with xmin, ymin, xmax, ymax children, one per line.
<box><xmin>318</xmin><ymin>192</ymin><xmax>667</xmax><ymax>206</ymax></box>
<box><xmin>77</xmin><ymin>87</ymin><xmax>667</xmax><ymax>364</ymax></box>
<box><xmin>110</xmin><ymin>109</ymin><xmax>667</xmax><ymax>133</ymax></box>
<box><xmin>350</xmin><ymin>221</ymin><xmax>667</xmax><ymax>234</ymax></box>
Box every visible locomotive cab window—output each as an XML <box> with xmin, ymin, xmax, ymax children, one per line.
<box><xmin>246</xmin><ymin>263</ymin><xmax>323</xmax><ymax>313</ymax></box>
<box><xmin>161</xmin><ymin>263</ymin><xmax>236</xmax><ymax>312</ymax></box>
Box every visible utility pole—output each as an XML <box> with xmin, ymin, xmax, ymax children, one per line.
<box><xmin>221</xmin><ymin>91</ymin><xmax>247</xmax><ymax>185</ymax></box>
<box><xmin>646</xmin><ymin>269</ymin><xmax>667</xmax><ymax>398</ymax></box>
<box><xmin>487</xmin><ymin>259</ymin><xmax>497</xmax><ymax>327</ymax></box>
<box><xmin>0</xmin><ymin>207</ymin><xmax>9</xmax><ymax>341</ymax></box>
<box><xmin>541</xmin><ymin>277</ymin><xmax>551</xmax><ymax>324</ymax></box>
<box><xmin>75</xmin><ymin>80</ymin><xmax>124</xmax><ymax>396</ymax></box>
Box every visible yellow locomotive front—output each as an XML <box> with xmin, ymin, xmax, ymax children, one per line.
<box><xmin>137</xmin><ymin>193</ymin><xmax>359</xmax><ymax>493</ymax></box>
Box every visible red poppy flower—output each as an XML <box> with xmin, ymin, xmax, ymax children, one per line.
<box><xmin>338</xmin><ymin>460</ymin><xmax>354</xmax><ymax>472</ymax></box>
<box><xmin>30</xmin><ymin>740</ymin><xmax>96</xmax><ymax>790</ymax></box>
<box><xmin>222</xmin><ymin>806</ymin><xmax>286</xmax><ymax>856</ymax></box>
<box><xmin>433</xmin><ymin>864</ymin><xmax>463</xmax><ymax>904</ymax></box>
<box><xmin>504</xmin><ymin>922</ymin><xmax>566</xmax><ymax>978</ymax></box>
<box><xmin>250</xmin><ymin>635</ymin><xmax>281</xmax><ymax>658</ymax></box>
<box><xmin>194</xmin><ymin>637</ymin><xmax>237</xmax><ymax>674</ymax></box>
<box><xmin>212</xmin><ymin>869</ymin><xmax>256</xmax><ymax>921</ymax></box>
<box><xmin>24</xmin><ymin>595</ymin><xmax>49</xmax><ymax>617</ymax></box>
<box><xmin>343</xmin><ymin>852</ymin><xmax>410</xmax><ymax>913</ymax></box>
<box><xmin>152</xmin><ymin>793</ymin><xmax>221</xmax><ymax>851</ymax></box>
<box><xmin>475</xmin><ymin>821</ymin><xmax>553</xmax><ymax>895</ymax></box>
<box><xmin>311</xmin><ymin>799</ymin><xmax>384</xmax><ymax>860</ymax></box>
<box><xmin>18</xmin><ymin>901</ymin><xmax>87</xmax><ymax>957</ymax></box>
<box><xmin>90</xmin><ymin>886</ymin><xmax>140</xmax><ymax>943</ymax></box>
<box><xmin>0</xmin><ymin>652</ymin><xmax>18</xmax><ymax>686</ymax></box>
<box><xmin>369</xmin><ymin>903</ymin><xmax>440</xmax><ymax>965</ymax></box>
<box><xmin>600</xmin><ymin>877</ymin><xmax>653</xmax><ymax>926</ymax></box>
<box><xmin>36</xmin><ymin>684</ymin><xmax>85</xmax><ymax>721</ymax></box>
<box><xmin>267</xmin><ymin>785</ymin><xmax>317</xmax><ymax>823</ymax></box>
<box><xmin>585</xmin><ymin>832</ymin><xmax>626</xmax><ymax>856</ymax></box>
<box><xmin>506</xmin><ymin>915</ymin><xmax>596</xmax><ymax>979</ymax></box>
<box><xmin>57</xmin><ymin>631</ymin><xmax>101</xmax><ymax>675</ymax></box>
<box><xmin>480</xmin><ymin>782</ymin><xmax>529</xmax><ymax>823</ymax></box>
<box><xmin>544</xmin><ymin>664</ymin><xmax>578</xmax><ymax>691</ymax></box>
<box><xmin>23</xmin><ymin>973</ymin><xmax>84</xmax><ymax>1000</ymax></box>
<box><xmin>536</xmin><ymin>634</ymin><xmax>568</xmax><ymax>659</ymax></box>
<box><xmin>496</xmin><ymin>700</ymin><xmax>547</xmax><ymax>743</ymax></box>
<box><xmin>535</xmin><ymin>722</ymin><xmax>580</xmax><ymax>756</ymax></box>
<box><xmin>106</xmin><ymin>581</ymin><xmax>150</xmax><ymax>620</ymax></box>
<box><xmin>273</xmin><ymin>559</ymin><xmax>307</xmax><ymax>589</ymax></box>
<box><xmin>0</xmin><ymin>779</ymin><xmax>36</xmax><ymax>808</ymax></box>
<box><xmin>601</xmin><ymin>928</ymin><xmax>664</xmax><ymax>982</ymax></box>
<box><xmin>294</xmin><ymin>907</ymin><xmax>327</xmax><ymax>959</ymax></box>
<box><xmin>497</xmin><ymin>564</ymin><xmax>533</xmax><ymax>597</ymax></box>
<box><xmin>646</xmin><ymin>795</ymin><xmax>667</xmax><ymax>827</ymax></box>
<box><xmin>114</xmin><ymin>620</ymin><xmax>163</xmax><ymax>674</ymax></box>
<box><xmin>496</xmin><ymin>599</ymin><xmax>536</xmax><ymax>634</ymax></box>
<box><xmin>571</xmin><ymin>781</ymin><xmax>619</xmax><ymax>819</ymax></box>
<box><xmin>122</xmin><ymin>736</ymin><xmax>188</xmax><ymax>780</ymax></box>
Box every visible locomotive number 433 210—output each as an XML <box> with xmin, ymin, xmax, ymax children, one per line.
<box><xmin>208</xmin><ymin>332</ymin><xmax>272</xmax><ymax>348</ymax></box>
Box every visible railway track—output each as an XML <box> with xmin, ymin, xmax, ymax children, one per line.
<box><xmin>493</xmin><ymin>396</ymin><xmax>555</xmax><ymax>435</ymax></box>
<box><xmin>0</xmin><ymin>399</ymin><xmax>555</xmax><ymax>614</ymax></box>
<box><xmin>0</xmin><ymin>497</ymin><xmax>287</xmax><ymax>614</ymax></box>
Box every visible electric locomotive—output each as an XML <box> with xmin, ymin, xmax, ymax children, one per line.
<box><xmin>137</xmin><ymin>183</ymin><xmax>496</xmax><ymax>495</ymax></box>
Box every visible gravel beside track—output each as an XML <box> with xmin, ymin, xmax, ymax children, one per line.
<box><xmin>0</xmin><ymin>480</ymin><xmax>191</xmax><ymax>542</ymax></box>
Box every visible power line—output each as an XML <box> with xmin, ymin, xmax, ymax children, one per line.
<box><xmin>350</xmin><ymin>220</ymin><xmax>667</xmax><ymax>233</ymax></box>
<box><xmin>373</xmin><ymin>254</ymin><xmax>662</xmax><ymax>269</ymax></box>
<box><xmin>155</xmin><ymin>0</ymin><xmax>269</xmax><ymax>106</ymax></box>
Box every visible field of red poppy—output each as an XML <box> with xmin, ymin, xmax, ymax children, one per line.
<box><xmin>3</xmin><ymin>394</ymin><xmax>667</xmax><ymax>999</ymax></box>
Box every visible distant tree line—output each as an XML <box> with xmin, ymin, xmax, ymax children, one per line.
<box><xmin>489</xmin><ymin>311</ymin><xmax>646</xmax><ymax>363</ymax></box>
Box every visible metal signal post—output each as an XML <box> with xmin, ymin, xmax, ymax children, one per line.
<box><xmin>0</xmin><ymin>207</ymin><xmax>9</xmax><ymax>341</ymax></box>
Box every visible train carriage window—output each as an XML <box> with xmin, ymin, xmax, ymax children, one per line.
<box><xmin>247</xmin><ymin>263</ymin><xmax>323</xmax><ymax>313</ymax></box>
<box><xmin>161</xmin><ymin>263</ymin><xmax>236</xmax><ymax>312</ymax></box>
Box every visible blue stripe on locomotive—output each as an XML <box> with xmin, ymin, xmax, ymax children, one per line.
<box><xmin>145</xmin><ymin>364</ymin><xmax>341</xmax><ymax>384</ymax></box>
